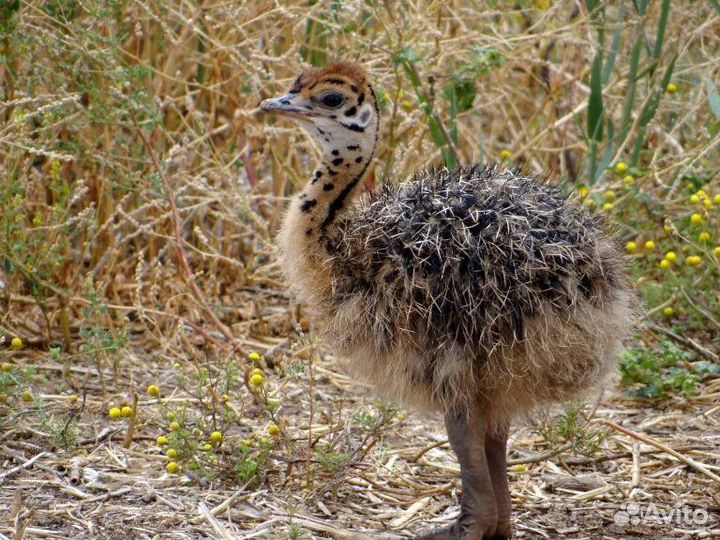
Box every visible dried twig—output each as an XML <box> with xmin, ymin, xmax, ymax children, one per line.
<box><xmin>641</xmin><ymin>322</ymin><xmax>719</xmax><ymax>362</ymax></box>
<box><xmin>122</xmin><ymin>393</ymin><xmax>139</xmax><ymax>449</ymax></box>
<box><xmin>410</xmin><ymin>439</ymin><xmax>448</xmax><ymax>463</ymax></box>
<box><xmin>593</xmin><ymin>419</ymin><xmax>720</xmax><ymax>484</ymax></box>
<box><xmin>508</xmin><ymin>442</ymin><xmax>574</xmax><ymax>466</ymax></box>
<box><xmin>0</xmin><ymin>452</ymin><xmax>49</xmax><ymax>485</ymax></box>
<box><xmin>680</xmin><ymin>288</ymin><xmax>720</xmax><ymax>331</ymax></box>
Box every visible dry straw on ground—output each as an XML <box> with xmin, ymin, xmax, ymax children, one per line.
<box><xmin>1</xmin><ymin>1</ymin><xmax>719</xmax><ymax>539</ymax></box>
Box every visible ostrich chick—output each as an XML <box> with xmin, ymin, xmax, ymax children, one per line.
<box><xmin>261</xmin><ymin>62</ymin><xmax>631</xmax><ymax>540</ymax></box>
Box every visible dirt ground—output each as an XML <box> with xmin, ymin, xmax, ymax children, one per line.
<box><xmin>1</xmin><ymin>341</ymin><xmax>718</xmax><ymax>540</ymax></box>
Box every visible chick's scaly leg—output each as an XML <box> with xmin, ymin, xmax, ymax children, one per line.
<box><xmin>417</xmin><ymin>408</ymin><xmax>498</xmax><ymax>540</ymax></box>
<box><xmin>485</xmin><ymin>424</ymin><xmax>512</xmax><ymax>539</ymax></box>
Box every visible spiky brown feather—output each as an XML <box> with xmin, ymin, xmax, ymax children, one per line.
<box><xmin>297</xmin><ymin>165</ymin><xmax>632</xmax><ymax>421</ymax></box>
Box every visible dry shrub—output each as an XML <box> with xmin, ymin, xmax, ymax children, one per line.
<box><xmin>0</xmin><ymin>0</ymin><xmax>717</xmax><ymax>384</ymax></box>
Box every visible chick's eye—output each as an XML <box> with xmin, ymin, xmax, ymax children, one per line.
<box><xmin>321</xmin><ymin>93</ymin><xmax>344</xmax><ymax>108</ymax></box>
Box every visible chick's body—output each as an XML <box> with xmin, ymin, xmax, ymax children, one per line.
<box><xmin>320</xmin><ymin>166</ymin><xmax>631</xmax><ymax>420</ymax></box>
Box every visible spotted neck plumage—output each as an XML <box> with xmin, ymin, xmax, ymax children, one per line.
<box><xmin>297</xmin><ymin>142</ymin><xmax>374</xmax><ymax>236</ymax></box>
<box><xmin>291</xmin><ymin>95</ymin><xmax>379</xmax><ymax>246</ymax></box>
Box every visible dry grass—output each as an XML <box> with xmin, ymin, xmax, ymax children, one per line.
<box><xmin>1</xmin><ymin>1</ymin><xmax>719</xmax><ymax>538</ymax></box>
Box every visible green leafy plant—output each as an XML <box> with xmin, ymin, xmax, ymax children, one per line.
<box><xmin>285</xmin><ymin>523</ymin><xmax>307</xmax><ymax>540</ymax></box>
<box><xmin>620</xmin><ymin>340</ymin><xmax>718</xmax><ymax>398</ymax></box>
<box><xmin>354</xmin><ymin>401</ymin><xmax>398</xmax><ymax>430</ymax></box>
<box><xmin>0</xmin><ymin>363</ymin><xmax>36</xmax><ymax>407</ymax></box>
<box><xmin>316</xmin><ymin>445</ymin><xmax>351</xmax><ymax>473</ymax></box>
<box><xmin>395</xmin><ymin>46</ymin><xmax>504</xmax><ymax>168</ymax></box>
<box><xmin>583</xmin><ymin>0</ymin><xmax>676</xmax><ymax>184</ymax></box>
<box><xmin>535</xmin><ymin>404</ymin><xmax>607</xmax><ymax>457</ymax></box>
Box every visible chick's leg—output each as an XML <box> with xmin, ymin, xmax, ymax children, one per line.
<box><xmin>417</xmin><ymin>406</ymin><xmax>500</xmax><ymax>540</ymax></box>
<box><xmin>485</xmin><ymin>423</ymin><xmax>512</xmax><ymax>539</ymax></box>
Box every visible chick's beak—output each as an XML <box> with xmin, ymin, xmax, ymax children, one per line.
<box><xmin>260</xmin><ymin>93</ymin><xmax>314</xmax><ymax>117</ymax></box>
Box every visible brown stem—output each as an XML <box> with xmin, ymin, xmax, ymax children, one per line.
<box><xmin>130</xmin><ymin>114</ymin><xmax>244</xmax><ymax>355</ymax></box>
<box><xmin>123</xmin><ymin>393</ymin><xmax>139</xmax><ymax>449</ymax></box>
